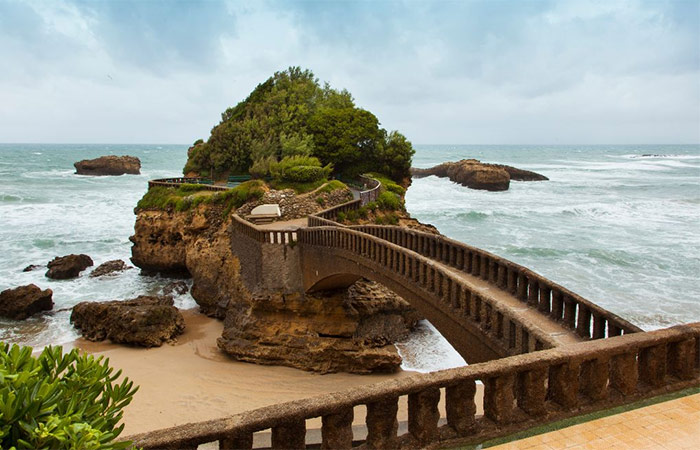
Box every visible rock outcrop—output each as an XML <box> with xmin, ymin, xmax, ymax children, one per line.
<box><xmin>71</xmin><ymin>295</ymin><xmax>185</xmax><ymax>347</ymax></box>
<box><xmin>162</xmin><ymin>280</ymin><xmax>189</xmax><ymax>296</ymax></box>
<box><xmin>22</xmin><ymin>264</ymin><xmax>43</xmax><ymax>272</ymax></box>
<box><xmin>74</xmin><ymin>155</ymin><xmax>141</xmax><ymax>176</ymax></box>
<box><xmin>411</xmin><ymin>159</ymin><xmax>547</xmax><ymax>191</ymax></box>
<box><xmin>46</xmin><ymin>254</ymin><xmax>94</xmax><ymax>279</ymax></box>
<box><xmin>217</xmin><ymin>280</ymin><xmax>420</xmax><ymax>374</ymax></box>
<box><xmin>0</xmin><ymin>284</ymin><xmax>54</xmax><ymax>320</ymax></box>
<box><xmin>90</xmin><ymin>259</ymin><xmax>130</xmax><ymax>277</ymax></box>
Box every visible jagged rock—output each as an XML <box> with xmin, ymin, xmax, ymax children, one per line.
<box><xmin>22</xmin><ymin>264</ymin><xmax>43</xmax><ymax>272</ymax></box>
<box><xmin>46</xmin><ymin>254</ymin><xmax>94</xmax><ymax>279</ymax></box>
<box><xmin>217</xmin><ymin>280</ymin><xmax>420</xmax><ymax>374</ymax></box>
<box><xmin>162</xmin><ymin>280</ymin><xmax>189</xmax><ymax>296</ymax></box>
<box><xmin>70</xmin><ymin>295</ymin><xmax>185</xmax><ymax>347</ymax></box>
<box><xmin>74</xmin><ymin>155</ymin><xmax>141</xmax><ymax>176</ymax></box>
<box><xmin>90</xmin><ymin>259</ymin><xmax>130</xmax><ymax>277</ymax></box>
<box><xmin>0</xmin><ymin>284</ymin><xmax>53</xmax><ymax>320</ymax></box>
<box><xmin>411</xmin><ymin>159</ymin><xmax>547</xmax><ymax>191</ymax></box>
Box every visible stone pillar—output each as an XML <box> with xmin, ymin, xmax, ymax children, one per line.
<box><xmin>484</xmin><ymin>374</ymin><xmax>515</xmax><ymax>424</ymax></box>
<box><xmin>271</xmin><ymin>419</ymin><xmax>306</xmax><ymax>450</ymax></box>
<box><xmin>408</xmin><ymin>388</ymin><xmax>440</xmax><ymax>445</ymax></box>
<box><xmin>549</xmin><ymin>362</ymin><xmax>580</xmax><ymax>408</ymax></box>
<box><xmin>563</xmin><ymin>296</ymin><xmax>577</xmax><ymax>329</ymax></box>
<box><xmin>639</xmin><ymin>344</ymin><xmax>667</xmax><ymax>388</ymax></box>
<box><xmin>576</xmin><ymin>306</ymin><xmax>591</xmax><ymax>338</ymax></box>
<box><xmin>580</xmin><ymin>357</ymin><xmax>610</xmax><ymax>401</ymax></box>
<box><xmin>527</xmin><ymin>279</ymin><xmax>539</xmax><ymax>307</ymax></box>
<box><xmin>464</xmin><ymin>250</ymin><xmax>472</xmax><ymax>273</ymax></box>
<box><xmin>551</xmin><ymin>291</ymin><xmax>563</xmax><ymax>321</ymax></box>
<box><xmin>517</xmin><ymin>368</ymin><xmax>547</xmax><ymax>416</ymax></box>
<box><xmin>608</xmin><ymin>322</ymin><xmax>622</xmax><ymax>337</ymax></box>
<box><xmin>507</xmin><ymin>269</ymin><xmax>517</xmax><ymax>294</ymax></box>
<box><xmin>517</xmin><ymin>274</ymin><xmax>528</xmax><ymax>301</ymax></box>
<box><xmin>592</xmin><ymin>314</ymin><xmax>606</xmax><ymax>339</ymax></box>
<box><xmin>668</xmin><ymin>338</ymin><xmax>696</xmax><ymax>380</ymax></box>
<box><xmin>472</xmin><ymin>253</ymin><xmax>480</xmax><ymax>276</ymax></box>
<box><xmin>462</xmin><ymin>289</ymin><xmax>472</xmax><ymax>317</ymax></box>
<box><xmin>220</xmin><ymin>431</ymin><xmax>253</xmax><ymax>450</ymax></box>
<box><xmin>366</xmin><ymin>397</ymin><xmax>399</xmax><ymax>450</ymax></box>
<box><xmin>497</xmin><ymin>265</ymin><xmax>507</xmax><ymax>289</ymax></box>
<box><xmin>538</xmin><ymin>285</ymin><xmax>551</xmax><ymax>314</ymax></box>
<box><xmin>446</xmin><ymin>380</ymin><xmax>477</xmax><ymax>434</ymax></box>
<box><xmin>610</xmin><ymin>352</ymin><xmax>638</xmax><ymax>395</ymax></box>
<box><xmin>322</xmin><ymin>408</ymin><xmax>354</xmax><ymax>450</ymax></box>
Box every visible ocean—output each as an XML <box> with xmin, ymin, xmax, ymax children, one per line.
<box><xmin>1</xmin><ymin>143</ymin><xmax>698</xmax><ymax>372</ymax></box>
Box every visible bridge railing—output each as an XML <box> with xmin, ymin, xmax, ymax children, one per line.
<box><xmin>301</xmin><ymin>227</ymin><xmax>557</xmax><ymax>353</ymax></box>
<box><xmin>230</xmin><ymin>214</ymin><xmax>298</xmax><ymax>245</ymax></box>
<box><xmin>313</xmin><ymin>199</ymin><xmax>361</xmax><ymax>222</ymax></box>
<box><xmin>348</xmin><ymin>225</ymin><xmax>641</xmax><ymax>340</ymax></box>
<box><xmin>148</xmin><ymin>177</ymin><xmax>230</xmax><ymax>191</ymax></box>
<box><xmin>358</xmin><ymin>174</ymin><xmax>381</xmax><ymax>205</ymax></box>
<box><xmin>126</xmin><ymin>322</ymin><xmax>700</xmax><ymax>450</ymax></box>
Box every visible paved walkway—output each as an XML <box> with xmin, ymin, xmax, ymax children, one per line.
<box><xmin>488</xmin><ymin>393</ymin><xmax>700</xmax><ymax>450</ymax></box>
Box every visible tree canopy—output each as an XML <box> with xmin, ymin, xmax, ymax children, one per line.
<box><xmin>184</xmin><ymin>67</ymin><xmax>414</xmax><ymax>183</ymax></box>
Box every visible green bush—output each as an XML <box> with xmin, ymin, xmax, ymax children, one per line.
<box><xmin>0</xmin><ymin>343</ymin><xmax>138</xmax><ymax>450</ymax></box>
<box><xmin>283</xmin><ymin>165</ymin><xmax>329</xmax><ymax>183</ymax></box>
<box><xmin>316</xmin><ymin>180</ymin><xmax>347</xmax><ymax>194</ymax></box>
<box><xmin>269</xmin><ymin>155</ymin><xmax>332</xmax><ymax>183</ymax></box>
<box><xmin>336</xmin><ymin>212</ymin><xmax>346</xmax><ymax>222</ymax></box>
<box><xmin>377</xmin><ymin>191</ymin><xmax>402</xmax><ymax>210</ymax></box>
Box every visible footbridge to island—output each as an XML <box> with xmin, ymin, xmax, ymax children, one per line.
<box><xmin>130</xmin><ymin>177</ymin><xmax>700</xmax><ymax>450</ymax></box>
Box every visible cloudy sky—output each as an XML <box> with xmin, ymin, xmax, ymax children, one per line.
<box><xmin>1</xmin><ymin>0</ymin><xmax>698</xmax><ymax>144</ymax></box>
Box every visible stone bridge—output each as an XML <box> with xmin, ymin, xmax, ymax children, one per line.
<box><xmin>127</xmin><ymin>180</ymin><xmax>699</xmax><ymax>450</ymax></box>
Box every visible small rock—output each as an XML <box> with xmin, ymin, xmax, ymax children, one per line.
<box><xmin>22</xmin><ymin>264</ymin><xmax>43</xmax><ymax>272</ymax></box>
<box><xmin>46</xmin><ymin>254</ymin><xmax>94</xmax><ymax>279</ymax></box>
<box><xmin>162</xmin><ymin>280</ymin><xmax>189</xmax><ymax>296</ymax></box>
<box><xmin>74</xmin><ymin>155</ymin><xmax>141</xmax><ymax>176</ymax></box>
<box><xmin>0</xmin><ymin>284</ymin><xmax>54</xmax><ymax>320</ymax></box>
<box><xmin>70</xmin><ymin>295</ymin><xmax>185</xmax><ymax>347</ymax></box>
<box><xmin>90</xmin><ymin>259</ymin><xmax>130</xmax><ymax>277</ymax></box>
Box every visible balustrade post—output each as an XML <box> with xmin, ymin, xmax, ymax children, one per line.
<box><xmin>484</xmin><ymin>374</ymin><xmax>515</xmax><ymax>424</ymax></box>
<box><xmin>480</xmin><ymin>256</ymin><xmax>489</xmax><ymax>280</ymax></box>
<box><xmin>639</xmin><ymin>344</ymin><xmax>667</xmax><ymax>388</ymax></box>
<box><xmin>489</xmin><ymin>261</ymin><xmax>498</xmax><ymax>284</ymax></box>
<box><xmin>322</xmin><ymin>407</ymin><xmax>354</xmax><ymax>450</ymax></box>
<box><xmin>538</xmin><ymin>285</ymin><xmax>551</xmax><ymax>314</ymax></box>
<box><xmin>408</xmin><ymin>388</ymin><xmax>440</xmax><ymax>444</ymax></box>
<box><xmin>464</xmin><ymin>251</ymin><xmax>472</xmax><ymax>273</ymax></box>
<box><xmin>446</xmin><ymin>380</ymin><xmax>477</xmax><ymax>434</ymax></box>
<box><xmin>220</xmin><ymin>431</ymin><xmax>253</xmax><ymax>450</ymax></box>
<box><xmin>563</xmin><ymin>296</ymin><xmax>577</xmax><ymax>329</ymax></box>
<box><xmin>517</xmin><ymin>274</ymin><xmax>528</xmax><ymax>301</ymax></box>
<box><xmin>592</xmin><ymin>314</ymin><xmax>606</xmax><ymax>339</ymax></box>
<box><xmin>551</xmin><ymin>291</ymin><xmax>563</xmax><ymax>321</ymax></box>
<box><xmin>527</xmin><ymin>279</ymin><xmax>539</xmax><ymax>307</ymax></box>
<box><xmin>610</xmin><ymin>352</ymin><xmax>638</xmax><ymax>395</ymax></box>
<box><xmin>549</xmin><ymin>362</ymin><xmax>580</xmax><ymax>408</ymax></box>
<box><xmin>576</xmin><ymin>306</ymin><xmax>592</xmax><ymax>338</ymax></box>
<box><xmin>507</xmin><ymin>269</ymin><xmax>517</xmax><ymax>294</ymax></box>
<box><xmin>668</xmin><ymin>338</ymin><xmax>696</xmax><ymax>380</ymax></box>
<box><xmin>580</xmin><ymin>357</ymin><xmax>610</xmax><ymax>401</ymax></box>
<box><xmin>517</xmin><ymin>367</ymin><xmax>547</xmax><ymax>416</ymax></box>
<box><xmin>472</xmin><ymin>253</ymin><xmax>480</xmax><ymax>276</ymax></box>
<box><xmin>271</xmin><ymin>419</ymin><xmax>306</xmax><ymax>449</ymax></box>
<box><xmin>366</xmin><ymin>397</ymin><xmax>399</xmax><ymax>450</ymax></box>
<box><xmin>608</xmin><ymin>322</ymin><xmax>622</xmax><ymax>337</ymax></box>
<box><xmin>497</xmin><ymin>264</ymin><xmax>507</xmax><ymax>289</ymax></box>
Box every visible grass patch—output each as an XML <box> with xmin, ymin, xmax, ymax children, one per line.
<box><xmin>316</xmin><ymin>179</ymin><xmax>348</xmax><ymax>194</ymax></box>
<box><xmin>268</xmin><ymin>178</ymin><xmax>328</xmax><ymax>194</ymax></box>
<box><xmin>366</xmin><ymin>172</ymin><xmax>406</xmax><ymax>196</ymax></box>
<box><xmin>136</xmin><ymin>180</ymin><xmax>265</xmax><ymax>216</ymax></box>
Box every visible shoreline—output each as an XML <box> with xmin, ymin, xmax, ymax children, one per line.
<box><xmin>68</xmin><ymin>309</ymin><xmax>440</xmax><ymax>436</ymax></box>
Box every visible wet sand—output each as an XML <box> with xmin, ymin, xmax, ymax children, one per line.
<box><xmin>70</xmin><ymin>309</ymin><xmax>419</xmax><ymax>436</ymax></box>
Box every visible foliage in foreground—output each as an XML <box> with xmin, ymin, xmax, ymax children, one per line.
<box><xmin>184</xmin><ymin>67</ymin><xmax>414</xmax><ymax>182</ymax></box>
<box><xmin>0</xmin><ymin>343</ymin><xmax>138</xmax><ymax>450</ymax></box>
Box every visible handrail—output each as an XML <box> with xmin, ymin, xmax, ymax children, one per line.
<box><xmin>230</xmin><ymin>214</ymin><xmax>298</xmax><ymax>245</ymax></box>
<box><xmin>347</xmin><ymin>225</ymin><xmax>641</xmax><ymax>340</ymax></box>
<box><xmin>126</xmin><ymin>323</ymin><xmax>700</xmax><ymax>449</ymax></box>
<box><xmin>148</xmin><ymin>177</ymin><xmax>229</xmax><ymax>191</ymax></box>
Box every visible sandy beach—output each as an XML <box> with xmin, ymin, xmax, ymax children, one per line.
<box><xmin>70</xmin><ymin>309</ymin><xmax>429</xmax><ymax>437</ymax></box>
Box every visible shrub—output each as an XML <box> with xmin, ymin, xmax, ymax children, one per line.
<box><xmin>284</xmin><ymin>165</ymin><xmax>329</xmax><ymax>183</ymax></box>
<box><xmin>336</xmin><ymin>212</ymin><xmax>346</xmax><ymax>222</ymax></box>
<box><xmin>270</xmin><ymin>155</ymin><xmax>332</xmax><ymax>183</ymax></box>
<box><xmin>377</xmin><ymin>191</ymin><xmax>402</xmax><ymax>211</ymax></box>
<box><xmin>316</xmin><ymin>180</ymin><xmax>347</xmax><ymax>194</ymax></box>
<box><xmin>0</xmin><ymin>343</ymin><xmax>138</xmax><ymax>450</ymax></box>
<box><xmin>249</xmin><ymin>156</ymin><xmax>277</xmax><ymax>179</ymax></box>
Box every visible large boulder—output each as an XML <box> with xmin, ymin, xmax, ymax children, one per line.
<box><xmin>0</xmin><ymin>284</ymin><xmax>53</xmax><ymax>320</ymax></box>
<box><xmin>46</xmin><ymin>254</ymin><xmax>93</xmax><ymax>279</ymax></box>
<box><xmin>74</xmin><ymin>155</ymin><xmax>141</xmax><ymax>176</ymax></box>
<box><xmin>411</xmin><ymin>159</ymin><xmax>547</xmax><ymax>191</ymax></box>
<box><xmin>70</xmin><ymin>295</ymin><xmax>185</xmax><ymax>347</ymax></box>
<box><xmin>90</xmin><ymin>259</ymin><xmax>130</xmax><ymax>277</ymax></box>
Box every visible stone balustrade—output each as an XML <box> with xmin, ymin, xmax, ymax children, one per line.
<box><xmin>126</xmin><ymin>322</ymin><xmax>700</xmax><ymax>450</ymax></box>
<box><xmin>358</xmin><ymin>175</ymin><xmax>381</xmax><ymax>205</ymax></box>
<box><xmin>230</xmin><ymin>214</ymin><xmax>297</xmax><ymax>245</ymax></box>
<box><xmin>349</xmin><ymin>225</ymin><xmax>641</xmax><ymax>340</ymax></box>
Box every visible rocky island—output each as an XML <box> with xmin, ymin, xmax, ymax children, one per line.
<box><xmin>74</xmin><ymin>155</ymin><xmax>141</xmax><ymax>175</ymax></box>
<box><xmin>412</xmin><ymin>158</ymin><xmax>548</xmax><ymax>191</ymax></box>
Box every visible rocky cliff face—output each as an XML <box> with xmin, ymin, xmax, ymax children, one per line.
<box><xmin>130</xmin><ymin>194</ymin><xmax>420</xmax><ymax>373</ymax></box>
<box><xmin>411</xmin><ymin>159</ymin><xmax>548</xmax><ymax>191</ymax></box>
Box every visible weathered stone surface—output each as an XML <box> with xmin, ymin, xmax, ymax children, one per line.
<box><xmin>90</xmin><ymin>259</ymin><xmax>130</xmax><ymax>277</ymax></box>
<box><xmin>217</xmin><ymin>280</ymin><xmax>419</xmax><ymax>374</ymax></box>
<box><xmin>46</xmin><ymin>254</ymin><xmax>94</xmax><ymax>279</ymax></box>
<box><xmin>74</xmin><ymin>155</ymin><xmax>141</xmax><ymax>176</ymax></box>
<box><xmin>71</xmin><ymin>295</ymin><xmax>185</xmax><ymax>347</ymax></box>
<box><xmin>22</xmin><ymin>264</ymin><xmax>43</xmax><ymax>272</ymax></box>
<box><xmin>162</xmin><ymin>280</ymin><xmax>189</xmax><ymax>296</ymax></box>
<box><xmin>0</xmin><ymin>284</ymin><xmax>53</xmax><ymax>320</ymax></box>
<box><xmin>411</xmin><ymin>159</ymin><xmax>547</xmax><ymax>191</ymax></box>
